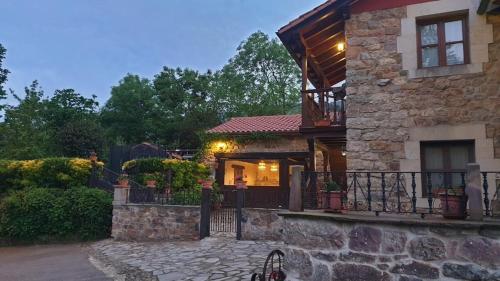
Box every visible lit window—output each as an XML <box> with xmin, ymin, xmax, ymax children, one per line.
<box><xmin>224</xmin><ymin>160</ymin><xmax>279</xmax><ymax>187</ymax></box>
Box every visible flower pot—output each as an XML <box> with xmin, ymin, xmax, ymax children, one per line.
<box><xmin>118</xmin><ymin>179</ymin><xmax>129</xmax><ymax>187</ymax></box>
<box><xmin>328</xmin><ymin>191</ymin><xmax>343</xmax><ymax>210</ymax></box>
<box><xmin>439</xmin><ymin>194</ymin><xmax>467</xmax><ymax>219</ymax></box>
<box><xmin>318</xmin><ymin>192</ymin><xmax>328</xmax><ymax>209</ymax></box>
<box><xmin>146</xmin><ymin>180</ymin><xmax>157</xmax><ymax>188</ymax></box>
<box><xmin>314</xmin><ymin>119</ymin><xmax>331</xmax><ymax>127</ymax></box>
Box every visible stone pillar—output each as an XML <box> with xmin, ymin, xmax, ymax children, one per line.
<box><xmin>113</xmin><ymin>186</ymin><xmax>129</xmax><ymax>205</ymax></box>
<box><xmin>289</xmin><ymin>166</ymin><xmax>303</xmax><ymax>212</ymax></box>
<box><xmin>466</xmin><ymin>163</ymin><xmax>483</xmax><ymax>221</ymax></box>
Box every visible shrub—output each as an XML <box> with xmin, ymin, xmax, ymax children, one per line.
<box><xmin>122</xmin><ymin>158</ymin><xmax>210</xmax><ymax>191</ymax></box>
<box><xmin>0</xmin><ymin>158</ymin><xmax>103</xmax><ymax>194</ymax></box>
<box><xmin>0</xmin><ymin>187</ymin><xmax>112</xmax><ymax>242</ymax></box>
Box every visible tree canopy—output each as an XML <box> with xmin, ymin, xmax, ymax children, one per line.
<box><xmin>0</xmin><ymin>31</ymin><xmax>301</xmax><ymax>159</ymax></box>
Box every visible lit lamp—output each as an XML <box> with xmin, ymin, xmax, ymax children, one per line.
<box><xmin>341</xmin><ymin>145</ymin><xmax>347</xmax><ymax>157</ymax></box>
<box><xmin>258</xmin><ymin>161</ymin><xmax>266</xmax><ymax>171</ymax></box>
<box><xmin>337</xmin><ymin>42</ymin><xmax>345</xmax><ymax>52</ymax></box>
<box><xmin>270</xmin><ymin>163</ymin><xmax>278</xmax><ymax>172</ymax></box>
<box><xmin>216</xmin><ymin>141</ymin><xmax>227</xmax><ymax>151</ymax></box>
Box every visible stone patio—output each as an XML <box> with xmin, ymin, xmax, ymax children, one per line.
<box><xmin>89</xmin><ymin>237</ymin><xmax>285</xmax><ymax>281</ymax></box>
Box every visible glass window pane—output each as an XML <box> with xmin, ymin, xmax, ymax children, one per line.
<box><xmin>224</xmin><ymin>160</ymin><xmax>279</xmax><ymax>187</ymax></box>
<box><xmin>446</xmin><ymin>43</ymin><xmax>464</xmax><ymax>65</ymax></box>
<box><xmin>449</xmin><ymin>145</ymin><xmax>469</xmax><ymax>169</ymax></box>
<box><xmin>424</xmin><ymin>146</ymin><xmax>444</xmax><ymax>169</ymax></box>
<box><xmin>422</xmin><ymin>46</ymin><xmax>439</xmax><ymax>67</ymax></box>
<box><xmin>445</xmin><ymin>20</ymin><xmax>463</xmax><ymax>42</ymax></box>
<box><xmin>420</xmin><ymin>24</ymin><xmax>438</xmax><ymax>45</ymax></box>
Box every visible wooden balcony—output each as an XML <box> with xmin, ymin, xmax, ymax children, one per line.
<box><xmin>300</xmin><ymin>87</ymin><xmax>346</xmax><ymax>140</ymax></box>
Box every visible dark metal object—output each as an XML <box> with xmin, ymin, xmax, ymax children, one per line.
<box><xmin>200</xmin><ymin>188</ymin><xmax>211</xmax><ymax>239</ymax></box>
<box><xmin>251</xmin><ymin>250</ymin><xmax>286</xmax><ymax>281</ymax></box>
<box><xmin>482</xmin><ymin>172</ymin><xmax>490</xmax><ymax>216</ymax></box>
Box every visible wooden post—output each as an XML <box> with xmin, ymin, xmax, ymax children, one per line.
<box><xmin>289</xmin><ymin>166</ymin><xmax>304</xmax><ymax>212</ymax></box>
<box><xmin>466</xmin><ymin>163</ymin><xmax>483</xmax><ymax>221</ymax></box>
<box><xmin>301</xmin><ymin>50</ymin><xmax>309</xmax><ymax>126</ymax></box>
<box><xmin>236</xmin><ymin>184</ymin><xmax>246</xmax><ymax>240</ymax></box>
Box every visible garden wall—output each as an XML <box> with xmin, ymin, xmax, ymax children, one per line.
<box><xmin>241</xmin><ymin>208</ymin><xmax>283</xmax><ymax>241</ymax></box>
<box><xmin>279</xmin><ymin>212</ymin><xmax>500</xmax><ymax>281</ymax></box>
<box><xmin>112</xmin><ymin>204</ymin><xmax>200</xmax><ymax>241</ymax></box>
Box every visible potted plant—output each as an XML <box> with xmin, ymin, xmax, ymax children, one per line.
<box><xmin>144</xmin><ymin>174</ymin><xmax>157</xmax><ymax>188</ymax></box>
<box><xmin>117</xmin><ymin>174</ymin><xmax>129</xmax><ymax>187</ymax></box>
<box><xmin>439</xmin><ymin>188</ymin><xmax>468</xmax><ymax>219</ymax></box>
<box><xmin>314</xmin><ymin>118</ymin><xmax>331</xmax><ymax>127</ymax></box>
<box><xmin>320</xmin><ymin>181</ymin><xmax>343</xmax><ymax>211</ymax></box>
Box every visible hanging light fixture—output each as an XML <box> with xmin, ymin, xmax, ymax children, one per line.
<box><xmin>341</xmin><ymin>145</ymin><xmax>347</xmax><ymax>157</ymax></box>
<box><xmin>270</xmin><ymin>163</ymin><xmax>278</xmax><ymax>172</ymax></box>
<box><xmin>258</xmin><ymin>161</ymin><xmax>266</xmax><ymax>171</ymax></box>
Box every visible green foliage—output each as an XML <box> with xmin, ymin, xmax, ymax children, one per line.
<box><xmin>100</xmin><ymin>74</ymin><xmax>155</xmax><ymax>144</ymax></box>
<box><xmin>0</xmin><ymin>81</ymin><xmax>103</xmax><ymax>159</ymax></box>
<box><xmin>122</xmin><ymin>158</ymin><xmax>209</xmax><ymax>191</ymax></box>
<box><xmin>325</xmin><ymin>181</ymin><xmax>341</xmax><ymax>192</ymax></box>
<box><xmin>0</xmin><ymin>43</ymin><xmax>9</xmax><ymax>114</ymax></box>
<box><xmin>0</xmin><ymin>187</ymin><xmax>112</xmax><ymax>242</ymax></box>
<box><xmin>0</xmin><ymin>158</ymin><xmax>102</xmax><ymax>194</ymax></box>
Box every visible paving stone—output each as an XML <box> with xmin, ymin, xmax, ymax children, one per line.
<box><xmin>91</xmin><ymin>237</ymin><xmax>283</xmax><ymax>281</ymax></box>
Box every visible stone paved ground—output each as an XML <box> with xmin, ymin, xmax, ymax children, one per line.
<box><xmin>90</xmin><ymin>236</ymin><xmax>285</xmax><ymax>281</ymax></box>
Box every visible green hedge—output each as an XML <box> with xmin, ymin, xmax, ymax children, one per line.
<box><xmin>122</xmin><ymin>158</ymin><xmax>210</xmax><ymax>191</ymax></box>
<box><xmin>0</xmin><ymin>187</ymin><xmax>112</xmax><ymax>242</ymax></box>
<box><xmin>0</xmin><ymin>158</ymin><xmax>103</xmax><ymax>194</ymax></box>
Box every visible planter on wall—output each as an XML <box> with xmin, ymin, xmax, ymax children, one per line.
<box><xmin>439</xmin><ymin>193</ymin><xmax>467</xmax><ymax>219</ymax></box>
<box><xmin>146</xmin><ymin>180</ymin><xmax>157</xmax><ymax>188</ymax></box>
<box><xmin>319</xmin><ymin>191</ymin><xmax>343</xmax><ymax>211</ymax></box>
<box><xmin>314</xmin><ymin>119</ymin><xmax>331</xmax><ymax>127</ymax></box>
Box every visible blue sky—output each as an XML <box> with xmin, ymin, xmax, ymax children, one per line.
<box><xmin>1</xmin><ymin>0</ymin><xmax>324</xmax><ymax>105</ymax></box>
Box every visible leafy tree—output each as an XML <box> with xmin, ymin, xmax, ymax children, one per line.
<box><xmin>0</xmin><ymin>43</ymin><xmax>9</xmax><ymax>115</ymax></box>
<box><xmin>44</xmin><ymin>89</ymin><xmax>102</xmax><ymax>157</ymax></box>
<box><xmin>152</xmin><ymin>67</ymin><xmax>219</xmax><ymax>148</ymax></box>
<box><xmin>0</xmin><ymin>81</ymin><xmax>52</xmax><ymax>159</ymax></box>
<box><xmin>100</xmin><ymin>74</ymin><xmax>155</xmax><ymax>144</ymax></box>
<box><xmin>213</xmin><ymin>31</ymin><xmax>301</xmax><ymax>118</ymax></box>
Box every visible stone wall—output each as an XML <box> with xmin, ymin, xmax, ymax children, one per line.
<box><xmin>112</xmin><ymin>204</ymin><xmax>200</xmax><ymax>241</ymax></box>
<box><xmin>345</xmin><ymin>4</ymin><xmax>500</xmax><ymax>173</ymax></box>
<box><xmin>280</xmin><ymin>213</ymin><xmax>500</xmax><ymax>281</ymax></box>
<box><xmin>241</xmin><ymin>208</ymin><xmax>283</xmax><ymax>241</ymax></box>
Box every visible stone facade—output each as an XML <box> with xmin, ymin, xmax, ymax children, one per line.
<box><xmin>112</xmin><ymin>204</ymin><xmax>200</xmax><ymax>241</ymax></box>
<box><xmin>280</xmin><ymin>213</ymin><xmax>500</xmax><ymax>281</ymax></box>
<box><xmin>345</xmin><ymin>2</ymin><xmax>500</xmax><ymax>176</ymax></box>
<box><xmin>241</xmin><ymin>208</ymin><xmax>283</xmax><ymax>241</ymax></box>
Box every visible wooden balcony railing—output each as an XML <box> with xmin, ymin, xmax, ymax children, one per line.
<box><xmin>301</xmin><ymin>87</ymin><xmax>346</xmax><ymax>128</ymax></box>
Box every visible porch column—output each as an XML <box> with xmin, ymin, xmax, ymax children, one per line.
<box><xmin>466</xmin><ymin>163</ymin><xmax>483</xmax><ymax>221</ymax></box>
<box><xmin>289</xmin><ymin>166</ymin><xmax>303</xmax><ymax>212</ymax></box>
<box><xmin>301</xmin><ymin>49</ymin><xmax>309</xmax><ymax>126</ymax></box>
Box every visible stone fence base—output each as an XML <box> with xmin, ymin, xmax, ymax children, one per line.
<box><xmin>241</xmin><ymin>208</ymin><xmax>283</xmax><ymax>241</ymax></box>
<box><xmin>279</xmin><ymin>212</ymin><xmax>500</xmax><ymax>281</ymax></box>
<box><xmin>112</xmin><ymin>204</ymin><xmax>200</xmax><ymax>241</ymax></box>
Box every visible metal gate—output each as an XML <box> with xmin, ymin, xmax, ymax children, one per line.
<box><xmin>200</xmin><ymin>188</ymin><xmax>243</xmax><ymax>239</ymax></box>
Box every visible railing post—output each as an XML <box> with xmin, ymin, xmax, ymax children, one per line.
<box><xmin>396</xmin><ymin>172</ymin><xmax>401</xmax><ymax>213</ymax></box>
<box><xmin>427</xmin><ymin>173</ymin><xmax>433</xmax><ymax>214</ymax></box>
<box><xmin>353</xmin><ymin>172</ymin><xmax>358</xmax><ymax>211</ymax></box>
<box><xmin>200</xmin><ymin>185</ymin><xmax>212</xmax><ymax>239</ymax></box>
<box><xmin>381</xmin><ymin>173</ymin><xmax>387</xmax><ymax>212</ymax></box>
<box><xmin>466</xmin><ymin>164</ymin><xmax>483</xmax><ymax>221</ymax></box>
<box><xmin>289</xmin><ymin>166</ymin><xmax>303</xmax><ymax>212</ymax></box>
<box><xmin>482</xmin><ymin>172</ymin><xmax>490</xmax><ymax>216</ymax></box>
<box><xmin>367</xmin><ymin>172</ymin><xmax>372</xmax><ymax>212</ymax></box>
<box><xmin>411</xmin><ymin>173</ymin><xmax>417</xmax><ymax>213</ymax></box>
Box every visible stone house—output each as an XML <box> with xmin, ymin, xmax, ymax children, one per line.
<box><xmin>208</xmin><ymin>0</ymin><xmax>500</xmax><ymax>209</ymax></box>
<box><xmin>276</xmin><ymin>0</ymin><xmax>500</xmax><ymax>202</ymax></box>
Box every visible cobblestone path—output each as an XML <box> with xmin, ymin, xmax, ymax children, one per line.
<box><xmin>90</xmin><ymin>237</ymin><xmax>284</xmax><ymax>281</ymax></box>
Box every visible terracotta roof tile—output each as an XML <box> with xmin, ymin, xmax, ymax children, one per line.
<box><xmin>207</xmin><ymin>114</ymin><xmax>301</xmax><ymax>134</ymax></box>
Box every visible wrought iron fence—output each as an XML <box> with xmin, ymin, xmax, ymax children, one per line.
<box><xmin>128</xmin><ymin>187</ymin><xmax>201</xmax><ymax>205</ymax></box>
<box><xmin>303</xmin><ymin>171</ymin><xmax>499</xmax><ymax>217</ymax></box>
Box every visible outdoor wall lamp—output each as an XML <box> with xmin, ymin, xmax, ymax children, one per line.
<box><xmin>216</xmin><ymin>141</ymin><xmax>227</xmax><ymax>151</ymax></box>
<box><xmin>337</xmin><ymin>42</ymin><xmax>345</xmax><ymax>52</ymax></box>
